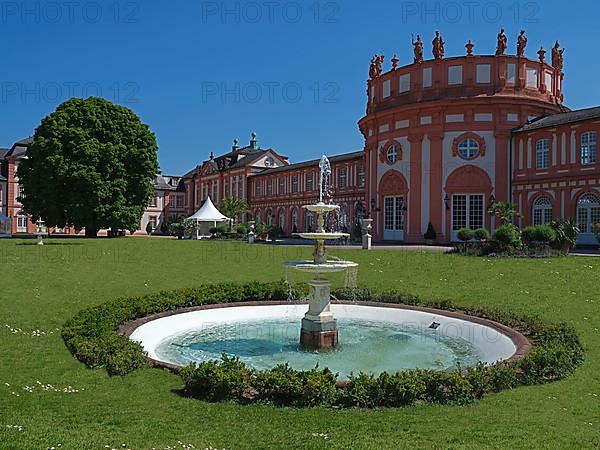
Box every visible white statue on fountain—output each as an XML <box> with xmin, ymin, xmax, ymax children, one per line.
<box><xmin>285</xmin><ymin>155</ymin><xmax>358</xmax><ymax>349</ymax></box>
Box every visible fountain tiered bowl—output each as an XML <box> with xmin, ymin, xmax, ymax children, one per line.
<box><xmin>285</xmin><ymin>202</ymin><xmax>359</xmax><ymax>349</ymax></box>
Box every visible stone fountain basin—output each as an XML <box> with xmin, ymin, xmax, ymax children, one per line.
<box><xmin>126</xmin><ymin>303</ymin><xmax>529</xmax><ymax>378</ymax></box>
<box><xmin>296</xmin><ymin>232</ymin><xmax>349</xmax><ymax>240</ymax></box>
<box><xmin>303</xmin><ymin>203</ymin><xmax>339</xmax><ymax>213</ymax></box>
<box><xmin>285</xmin><ymin>260</ymin><xmax>358</xmax><ymax>273</ymax></box>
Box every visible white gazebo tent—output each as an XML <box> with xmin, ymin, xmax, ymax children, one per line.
<box><xmin>187</xmin><ymin>196</ymin><xmax>231</xmax><ymax>239</ymax></box>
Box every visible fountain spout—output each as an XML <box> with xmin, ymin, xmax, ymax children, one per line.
<box><xmin>318</xmin><ymin>155</ymin><xmax>332</xmax><ymax>205</ymax></box>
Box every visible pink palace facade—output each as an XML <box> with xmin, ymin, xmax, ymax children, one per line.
<box><xmin>1</xmin><ymin>31</ymin><xmax>600</xmax><ymax>244</ymax></box>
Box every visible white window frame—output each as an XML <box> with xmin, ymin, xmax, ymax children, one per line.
<box><xmin>451</xmin><ymin>194</ymin><xmax>485</xmax><ymax>238</ymax></box>
<box><xmin>458</xmin><ymin>138</ymin><xmax>479</xmax><ymax>159</ymax></box>
<box><xmin>581</xmin><ymin>131</ymin><xmax>597</xmax><ymax>165</ymax></box>
<box><xmin>532</xmin><ymin>197</ymin><xmax>553</xmax><ymax>225</ymax></box>
<box><xmin>536</xmin><ymin>139</ymin><xmax>550</xmax><ymax>169</ymax></box>
<box><xmin>387</xmin><ymin>145</ymin><xmax>398</xmax><ymax>164</ymax></box>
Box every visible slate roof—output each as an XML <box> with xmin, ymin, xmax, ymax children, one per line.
<box><xmin>259</xmin><ymin>151</ymin><xmax>364</xmax><ymax>175</ymax></box>
<box><xmin>513</xmin><ymin>106</ymin><xmax>600</xmax><ymax>133</ymax></box>
<box><xmin>6</xmin><ymin>137</ymin><xmax>32</xmax><ymax>158</ymax></box>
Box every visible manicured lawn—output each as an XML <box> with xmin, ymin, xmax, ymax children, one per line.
<box><xmin>1</xmin><ymin>238</ymin><xmax>598</xmax><ymax>449</ymax></box>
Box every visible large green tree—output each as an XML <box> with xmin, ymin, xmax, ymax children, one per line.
<box><xmin>18</xmin><ymin>97</ymin><xmax>159</xmax><ymax>237</ymax></box>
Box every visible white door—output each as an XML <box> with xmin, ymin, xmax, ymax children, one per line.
<box><xmin>383</xmin><ymin>196</ymin><xmax>405</xmax><ymax>241</ymax></box>
<box><xmin>577</xmin><ymin>193</ymin><xmax>600</xmax><ymax>245</ymax></box>
<box><xmin>451</xmin><ymin>194</ymin><xmax>484</xmax><ymax>241</ymax></box>
<box><xmin>17</xmin><ymin>215</ymin><xmax>27</xmax><ymax>233</ymax></box>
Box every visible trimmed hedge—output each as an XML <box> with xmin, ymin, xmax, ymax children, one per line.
<box><xmin>62</xmin><ymin>282</ymin><xmax>584</xmax><ymax>407</ymax></box>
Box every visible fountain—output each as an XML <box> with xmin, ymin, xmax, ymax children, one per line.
<box><xmin>128</xmin><ymin>160</ymin><xmax>528</xmax><ymax>380</ymax></box>
<box><xmin>285</xmin><ymin>156</ymin><xmax>358</xmax><ymax>349</ymax></box>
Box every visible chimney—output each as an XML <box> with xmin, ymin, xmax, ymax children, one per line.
<box><xmin>250</xmin><ymin>132</ymin><xmax>258</xmax><ymax>149</ymax></box>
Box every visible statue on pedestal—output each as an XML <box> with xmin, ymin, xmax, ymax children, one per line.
<box><xmin>412</xmin><ymin>34</ymin><xmax>424</xmax><ymax>64</ymax></box>
<box><xmin>496</xmin><ymin>28</ymin><xmax>507</xmax><ymax>56</ymax></box>
<box><xmin>369</xmin><ymin>54</ymin><xmax>384</xmax><ymax>80</ymax></box>
<box><xmin>517</xmin><ymin>30</ymin><xmax>527</xmax><ymax>57</ymax></box>
<box><xmin>432</xmin><ymin>31</ymin><xmax>445</xmax><ymax>60</ymax></box>
<box><xmin>552</xmin><ymin>41</ymin><xmax>564</xmax><ymax>71</ymax></box>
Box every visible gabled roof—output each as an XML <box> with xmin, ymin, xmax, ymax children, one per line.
<box><xmin>152</xmin><ymin>174</ymin><xmax>177</xmax><ymax>191</ymax></box>
<box><xmin>513</xmin><ymin>106</ymin><xmax>600</xmax><ymax>133</ymax></box>
<box><xmin>6</xmin><ymin>137</ymin><xmax>32</xmax><ymax>158</ymax></box>
<box><xmin>258</xmin><ymin>150</ymin><xmax>364</xmax><ymax>175</ymax></box>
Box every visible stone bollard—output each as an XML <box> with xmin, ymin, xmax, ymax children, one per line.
<box><xmin>362</xmin><ymin>218</ymin><xmax>373</xmax><ymax>250</ymax></box>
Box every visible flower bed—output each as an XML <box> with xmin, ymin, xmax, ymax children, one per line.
<box><xmin>62</xmin><ymin>282</ymin><xmax>584</xmax><ymax>408</ymax></box>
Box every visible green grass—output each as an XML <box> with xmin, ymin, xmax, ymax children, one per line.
<box><xmin>1</xmin><ymin>238</ymin><xmax>599</xmax><ymax>449</ymax></box>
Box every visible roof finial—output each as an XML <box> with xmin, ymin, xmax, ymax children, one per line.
<box><xmin>250</xmin><ymin>132</ymin><xmax>258</xmax><ymax>149</ymax></box>
<box><xmin>232</xmin><ymin>138</ymin><xmax>239</xmax><ymax>151</ymax></box>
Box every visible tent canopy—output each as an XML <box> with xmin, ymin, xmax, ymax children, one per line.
<box><xmin>187</xmin><ymin>196</ymin><xmax>230</xmax><ymax>223</ymax></box>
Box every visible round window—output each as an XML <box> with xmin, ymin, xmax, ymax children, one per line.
<box><xmin>458</xmin><ymin>138</ymin><xmax>479</xmax><ymax>159</ymax></box>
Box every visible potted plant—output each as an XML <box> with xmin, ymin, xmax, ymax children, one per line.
<box><xmin>145</xmin><ymin>222</ymin><xmax>153</xmax><ymax>236</ymax></box>
<box><xmin>456</xmin><ymin>227</ymin><xmax>473</xmax><ymax>252</ymax></box>
<box><xmin>551</xmin><ymin>219</ymin><xmax>580</xmax><ymax>253</ymax></box>
<box><xmin>424</xmin><ymin>222</ymin><xmax>437</xmax><ymax>245</ymax></box>
<box><xmin>593</xmin><ymin>223</ymin><xmax>600</xmax><ymax>245</ymax></box>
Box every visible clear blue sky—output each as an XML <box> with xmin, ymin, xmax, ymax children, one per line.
<box><xmin>2</xmin><ymin>0</ymin><xmax>599</xmax><ymax>175</ymax></box>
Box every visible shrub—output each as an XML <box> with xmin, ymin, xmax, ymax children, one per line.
<box><xmin>533</xmin><ymin>225</ymin><xmax>556</xmax><ymax>243</ymax></box>
<box><xmin>145</xmin><ymin>222</ymin><xmax>153</xmax><ymax>235</ymax></box>
<box><xmin>521</xmin><ymin>226</ymin><xmax>537</xmax><ymax>245</ymax></box>
<box><xmin>456</xmin><ymin>228</ymin><xmax>473</xmax><ymax>242</ymax></box>
<box><xmin>424</xmin><ymin>222</ymin><xmax>437</xmax><ymax>241</ymax></box>
<box><xmin>550</xmin><ymin>219</ymin><xmax>580</xmax><ymax>250</ymax></box>
<box><xmin>378</xmin><ymin>371</ymin><xmax>427</xmax><ymax>407</ymax></box>
<box><xmin>340</xmin><ymin>373</ymin><xmax>381</xmax><ymax>408</ymax></box>
<box><xmin>493</xmin><ymin>224</ymin><xmax>520</xmax><ymax>248</ymax></box>
<box><xmin>486</xmin><ymin>362</ymin><xmax>518</xmax><ymax>392</ymax></box>
<box><xmin>473</xmin><ymin>228</ymin><xmax>490</xmax><ymax>241</ymax></box>
<box><xmin>420</xmin><ymin>370</ymin><xmax>475</xmax><ymax>405</ymax></box>
<box><xmin>180</xmin><ymin>354</ymin><xmax>252</xmax><ymax>402</ymax></box>
<box><xmin>236</xmin><ymin>224</ymin><xmax>249</xmax><ymax>235</ymax></box>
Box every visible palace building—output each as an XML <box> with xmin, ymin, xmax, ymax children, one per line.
<box><xmin>2</xmin><ymin>31</ymin><xmax>599</xmax><ymax>244</ymax></box>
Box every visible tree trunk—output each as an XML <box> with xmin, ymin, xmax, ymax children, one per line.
<box><xmin>85</xmin><ymin>220</ymin><xmax>98</xmax><ymax>238</ymax></box>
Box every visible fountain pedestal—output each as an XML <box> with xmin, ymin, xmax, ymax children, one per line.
<box><xmin>300</xmin><ymin>275</ymin><xmax>338</xmax><ymax>349</ymax></box>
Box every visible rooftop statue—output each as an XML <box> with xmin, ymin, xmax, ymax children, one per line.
<box><xmin>517</xmin><ymin>30</ymin><xmax>527</xmax><ymax>57</ymax></box>
<box><xmin>412</xmin><ymin>34</ymin><xmax>424</xmax><ymax>63</ymax></box>
<box><xmin>369</xmin><ymin>54</ymin><xmax>385</xmax><ymax>80</ymax></box>
<box><xmin>496</xmin><ymin>28</ymin><xmax>507</xmax><ymax>56</ymax></box>
<box><xmin>432</xmin><ymin>31</ymin><xmax>445</xmax><ymax>60</ymax></box>
<box><xmin>552</xmin><ymin>41</ymin><xmax>565</xmax><ymax>71</ymax></box>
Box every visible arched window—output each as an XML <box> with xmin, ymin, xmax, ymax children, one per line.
<box><xmin>255</xmin><ymin>211</ymin><xmax>261</xmax><ymax>223</ymax></box>
<box><xmin>339</xmin><ymin>205</ymin><xmax>347</xmax><ymax>231</ymax></box>
<box><xmin>536</xmin><ymin>139</ymin><xmax>549</xmax><ymax>169</ymax></box>
<box><xmin>306</xmin><ymin>211</ymin><xmax>314</xmax><ymax>232</ymax></box>
<box><xmin>532</xmin><ymin>196</ymin><xmax>553</xmax><ymax>225</ymax></box>
<box><xmin>266</xmin><ymin>209</ymin><xmax>273</xmax><ymax>227</ymax></box>
<box><xmin>291</xmin><ymin>209</ymin><xmax>298</xmax><ymax>233</ymax></box>
<box><xmin>278</xmin><ymin>210</ymin><xmax>285</xmax><ymax>230</ymax></box>
<box><xmin>458</xmin><ymin>138</ymin><xmax>479</xmax><ymax>159</ymax></box>
<box><xmin>387</xmin><ymin>145</ymin><xmax>399</xmax><ymax>164</ymax></box>
<box><xmin>577</xmin><ymin>193</ymin><xmax>600</xmax><ymax>233</ymax></box>
<box><xmin>581</xmin><ymin>132</ymin><xmax>597</xmax><ymax>165</ymax></box>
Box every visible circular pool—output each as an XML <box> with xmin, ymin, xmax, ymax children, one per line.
<box><xmin>128</xmin><ymin>303</ymin><xmax>525</xmax><ymax>380</ymax></box>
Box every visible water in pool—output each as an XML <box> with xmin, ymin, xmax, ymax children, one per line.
<box><xmin>154</xmin><ymin>318</ymin><xmax>484</xmax><ymax>379</ymax></box>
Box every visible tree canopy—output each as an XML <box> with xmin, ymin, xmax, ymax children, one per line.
<box><xmin>18</xmin><ymin>97</ymin><xmax>159</xmax><ymax>237</ymax></box>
